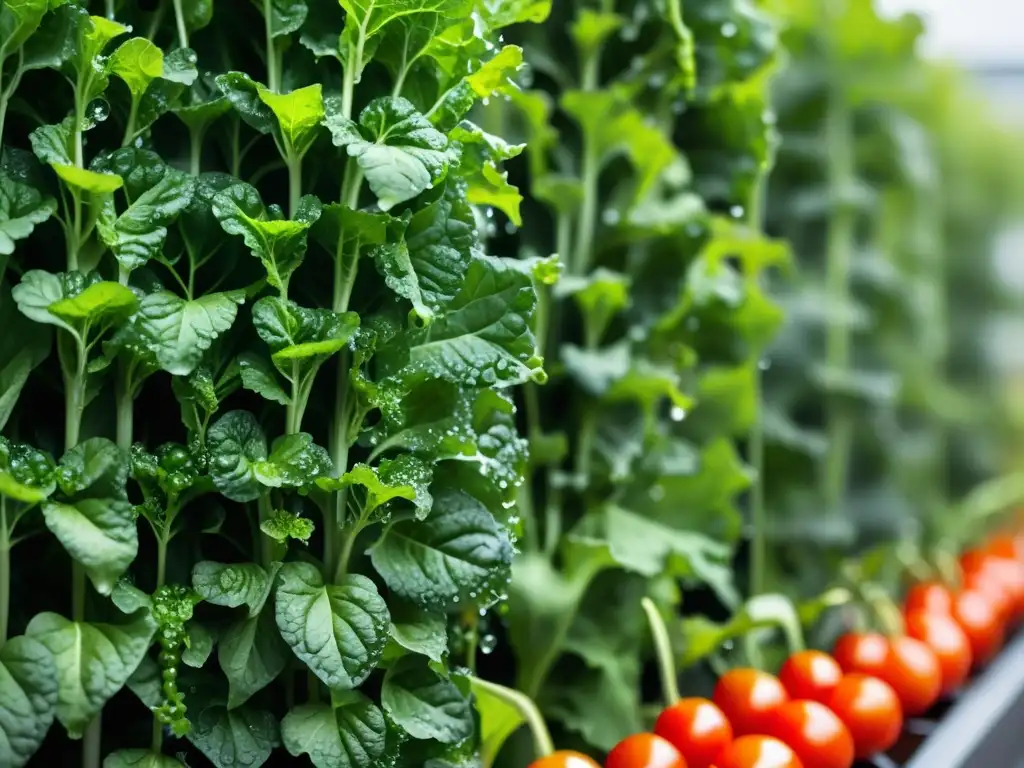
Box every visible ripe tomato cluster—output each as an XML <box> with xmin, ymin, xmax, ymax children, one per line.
<box><xmin>527</xmin><ymin>532</ymin><xmax>1024</xmax><ymax>768</ymax></box>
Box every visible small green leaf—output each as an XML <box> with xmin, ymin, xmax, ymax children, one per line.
<box><xmin>257</xmin><ymin>83</ymin><xmax>325</xmax><ymax>155</ymax></box>
<box><xmin>325</xmin><ymin>96</ymin><xmax>453</xmax><ymax>211</ymax></box>
<box><xmin>107</xmin><ymin>37</ymin><xmax>165</xmax><ymax>99</ymax></box>
<box><xmin>0</xmin><ymin>438</ymin><xmax>56</xmax><ymax>503</ymax></box>
<box><xmin>192</xmin><ymin>561</ymin><xmax>271</xmax><ymax>616</ymax></box>
<box><xmin>0</xmin><ymin>0</ymin><xmax>50</xmax><ymax>53</ymax></box>
<box><xmin>274</xmin><ymin>562</ymin><xmax>390</xmax><ymax>691</ymax></box>
<box><xmin>136</xmin><ymin>290</ymin><xmax>245</xmax><ymax>376</ymax></box>
<box><xmin>52</xmin><ymin>165</ymin><xmax>124</xmax><ymax>194</ymax></box>
<box><xmin>188</xmin><ymin>694</ymin><xmax>279</xmax><ymax>767</ymax></box>
<box><xmin>252</xmin><ymin>296</ymin><xmax>359</xmax><ymax>365</ymax></box>
<box><xmin>471</xmin><ymin>677</ymin><xmax>524</xmax><ymax>768</ymax></box>
<box><xmin>260</xmin><ymin>510</ymin><xmax>315</xmax><ymax>543</ymax></box>
<box><xmin>381</xmin><ymin>655</ymin><xmax>473</xmax><ymax>744</ymax></box>
<box><xmin>316</xmin><ymin>454</ymin><xmax>432</xmax><ymax>519</ymax></box>
<box><xmin>25</xmin><ymin>612</ymin><xmax>156</xmax><ymax>738</ymax></box>
<box><xmin>47</xmin><ymin>281</ymin><xmax>138</xmax><ymax>325</ymax></box>
<box><xmin>370</xmin><ymin>486</ymin><xmax>513</xmax><ymax>610</ymax></box>
<box><xmin>0</xmin><ymin>171</ymin><xmax>57</xmax><ymax>256</ymax></box>
<box><xmin>111</xmin><ymin>581</ymin><xmax>152</xmax><ymax>615</ymax></box>
<box><xmin>0</xmin><ymin>635</ymin><xmax>59</xmax><ymax>768</ymax></box>
<box><xmin>256</xmin><ymin>433</ymin><xmax>333</xmax><ymax>489</ymax></box>
<box><xmin>388</xmin><ymin>601</ymin><xmax>447</xmax><ymax>663</ymax></box>
<box><xmin>181</xmin><ymin>622</ymin><xmax>215</xmax><ymax>668</ymax></box>
<box><xmin>206</xmin><ymin>411</ymin><xmax>268</xmax><ymax>503</ymax></box>
<box><xmin>238</xmin><ymin>352</ymin><xmax>290</xmax><ymax>404</ymax></box>
<box><xmin>280</xmin><ymin>694</ymin><xmax>387</xmax><ymax>768</ymax></box>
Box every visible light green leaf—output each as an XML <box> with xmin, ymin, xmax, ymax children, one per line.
<box><xmin>316</xmin><ymin>454</ymin><xmax>432</xmax><ymax>519</ymax></box>
<box><xmin>470</xmin><ymin>677</ymin><xmax>524</xmax><ymax>768</ymax></box>
<box><xmin>252</xmin><ymin>296</ymin><xmax>359</xmax><ymax>365</ymax></box>
<box><xmin>255</xmin><ymin>433</ymin><xmax>333</xmax><ymax>489</ymax></box>
<box><xmin>369</xmin><ymin>486</ymin><xmax>513</xmax><ymax>610</ymax></box>
<box><xmin>212</xmin><ymin>183</ymin><xmax>321</xmax><ymax>292</ymax></box>
<box><xmin>110</xmin><ymin>582</ymin><xmax>152</xmax><ymax>615</ymax></box>
<box><xmin>188</xmin><ymin>695</ymin><xmax>279</xmax><ymax>768</ymax></box>
<box><xmin>136</xmin><ymin>290</ymin><xmax>245</xmax><ymax>376</ymax></box>
<box><xmin>181</xmin><ymin>622</ymin><xmax>215</xmax><ymax>668</ymax></box>
<box><xmin>478</xmin><ymin>0</ymin><xmax>552</xmax><ymax>28</ymax></box>
<box><xmin>257</xmin><ymin>83</ymin><xmax>324</xmax><ymax>155</ymax></box>
<box><xmin>206</xmin><ymin>411</ymin><xmax>268</xmax><ymax>503</ymax></box>
<box><xmin>326</xmin><ymin>96</ymin><xmax>453</xmax><ymax>211</ymax></box>
<box><xmin>42</xmin><ymin>499</ymin><xmax>138</xmax><ymax>596</ymax></box>
<box><xmin>280</xmin><ymin>694</ymin><xmax>387</xmax><ymax>768</ymax></box>
<box><xmin>0</xmin><ymin>0</ymin><xmax>50</xmax><ymax>53</ymax></box>
<box><xmin>388</xmin><ymin>601</ymin><xmax>447</xmax><ymax>663</ymax></box>
<box><xmin>102</xmin><ymin>750</ymin><xmax>184</xmax><ymax>768</ymax></box>
<box><xmin>380</xmin><ymin>655</ymin><xmax>473</xmax><ymax>744</ymax></box>
<box><xmin>47</xmin><ymin>281</ymin><xmax>138</xmax><ymax>325</ymax></box>
<box><xmin>274</xmin><ymin>562</ymin><xmax>390</xmax><ymax>691</ymax></box>
<box><xmin>260</xmin><ymin>510</ymin><xmax>315</xmax><ymax>543</ymax></box>
<box><xmin>52</xmin><ymin>165</ymin><xmax>124</xmax><ymax>194</ymax></box>
<box><xmin>25</xmin><ymin>612</ymin><xmax>156</xmax><ymax>738</ymax></box>
<box><xmin>570</xmin><ymin>8</ymin><xmax>624</xmax><ymax>56</ymax></box>
<box><xmin>0</xmin><ymin>635</ymin><xmax>58</xmax><ymax>768</ymax></box>
<box><xmin>0</xmin><ymin>172</ymin><xmax>57</xmax><ymax>256</ymax></box>
<box><xmin>107</xmin><ymin>37</ymin><xmax>165</xmax><ymax>99</ymax></box>
<box><xmin>258</xmin><ymin>0</ymin><xmax>307</xmax><ymax>37</ymax></box>
<box><xmin>192</xmin><ymin>561</ymin><xmax>271</xmax><ymax>616</ymax></box>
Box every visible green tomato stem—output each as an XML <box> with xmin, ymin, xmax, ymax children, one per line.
<box><xmin>470</xmin><ymin>676</ymin><xmax>554</xmax><ymax>759</ymax></box>
<box><xmin>171</xmin><ymin>0</ymin><xmax>189</xmax><ymax>49</ymax></box>
<box><xmin>641</xmin><ymin>597</ymin><xmax>680</xmax><ymax>707</ymax></box>
<box><xmin>746</xmin><ymin>178</ymin><xmax>768</xmax><ymax>600</ymax></box>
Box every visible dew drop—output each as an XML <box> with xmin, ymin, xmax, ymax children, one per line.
<box><xmin>670</xmin><ymin>405</ymin><xmax>687</xmax><ymax>422</ymax></box>
<box><xmin>730</xmin><ymin>204</ymin><xmax>745</xmax><ymax>218</ymax></box>
<box><xmin>87</xmin><ymin>98</ymin><xmax>110</xmax><ymax>123</ymax></box>
<box><xmin>601</xmin><ymin>208</ymin><xmax>621</xmax><ymax>226</ymax></box>
<box><xmin>480</xmin><ymin>634</ymin><xmax>498</xmax><ymax>654</ymax></box>
<box><xmin>721</xmin><ymin>22</ymin><xmax>738</xmax><ymax>38</ymax></box>
<box><xmin>759</xmin><ymin>357</ymin><xmax>772</xmax><ymax>370</ymax></box>
<box><xmin>648</xmin><ymin>484</ymin><xmax>665</xmax><ymax>501</ymax></box>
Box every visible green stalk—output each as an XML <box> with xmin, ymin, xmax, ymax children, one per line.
<box><xmin>189</xmin><ymin>126</ymin><xmax>203</xmax><ymax>176</ymax></box>
<box><xmin>171</xmin><ymin>0</ymin><xmax>189</xmax><ymax>49</ymax></box>
<box><xmin>470</xmin><ymin>677</ymin><xmax>554</xmax><ymax>762</ymax></box>
<box><xmin>263</xmin><ymin>0</ymin><xmax>279</xmax><ymax>92</ymax></box>
<box><xmin>257</xmin><ymin>495</ymin><xmax>274</xmax><ymax>568</ymax></box>
<box><xmin>641</xmin><ymin>598</ymin><xmax>680</xmax><ymax>707</ymax></box>
<box><xmin>286</xmin><ymin>360</ymin><xmax>301</xmax><ymax>435</ymax></box>
<box><xmin>0</xmin><ymin>497</ymin><xmax>9</xmax><ymax>647</ymax></box>
<box><xmin>747</xmin><ymin>179</ymin><xmax>768</xmax><ymax>600</ymax></box>
<box><xmin>0</xmin><ymin>50</ymin><xmax>25</xmax><ymax>154</ymax></box>
<box><xmin>121</xmin><ymin>99</ymin><xmax>139</xmax><ymax>147</ymax></box>
<box><xmin>822</xmin><ymin>56</ymin><xmax>855</xmax><ymax>517</ymax></box>
<box><xmin>287</xmin><ymin>151</ymin><xmax>302</xmax><ymax>219</ymax></box>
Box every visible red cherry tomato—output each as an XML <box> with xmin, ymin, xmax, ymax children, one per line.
<box><xmin>877</xmin><ymin>636</ymin><xmax>942</xmax><ymax>716</ymax></box>
<box><xmin>778</xmin><ymin>650</ymin><xmax>843</xmax><ymax>704</ymax></box>
<box><xmin>655</xmin><ymin>698</ymin><xmax>732</xmax><ymax>768</ymax></box>
<box><xmin>965</xmin><ymin>556</ymin><xmax>1024</xmax><ymax>620</ymax></box>
<box><xmin>962</xmin><ymin>569</ymin><xmax>1014</xmax><ymax>625</ymax></box>
<box><xmin>903</xmin><ymin>582</ymin><xmax>955</xmax><ymax>616</ymax></box>
<box><xmin>832</xmin><ymin>633</ymin><xmax>889</xmax><ymax>678</ymax></box>
<box><xmin>530</xmin><ymin>751</ymin><xmax>602</xmax><ymax>768</ymax></box>
<box><xmin>827</xmin><ymin>674</ymin><xmax>903</xmax><ymax>758</ymax></box>
<box><xmin>605</xmin><ymin>733</ymin><xmax>687</xmax><ymax>768</ymax></box>
<box><xmin>982</xmin><ymin>533</ymin><xmax>1024</xmax><ymax>563</ymax></box>
<box><xmin>766</xmin><ymin>700</ymin><xmax>854</xmax><ymax>768</ymax></box>
<box><xmin>713</xmin><ymin>669</ymin><xmax>790</xmax><ymax>737</ymax></box>
<box><xmin>904</xmin><ymin>610</ymin><xmax>972</xmax><ymax>695</ymax></box>
<box><xmin>714</xmin><ymin>735</ymin><xmax>803</xmax><ymax>768</ymax></box>
<box><xmin>951</xmin><ymin>590</ymin><xmax>1005</xmax><ymax>666</ymax></box>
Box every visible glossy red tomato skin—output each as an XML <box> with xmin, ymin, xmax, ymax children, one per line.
<box><xmin>982</xmin><ymin>534</ymin><xmax>1024</xmax><ymax>563</ymax></box>
<box><xmin>966</xmin><ymin>556</ymin><xmax>1024</xmax><ymax>621</ymax></box>
<box><xmin>903</xmin><ymin>582</ymin><xmax>955</xmax><ymax>616</ymax></box>
<box><xmin>903</xmin><ymin>610</ymin><xmax>972</xmax><ymax>695</ymax></box>
<box><xmin>962</xmin><ymin>569</ymin><xmax>1014</xmax><ymax>625</ymax></box>
<box><xmin>827</xmin><ymin>674</ymin><xmax>903</xmax><ymax>759</ymax></box>
<box><xmin>951</xmin><ymin>590</ymin><xmax>1005</xmax><ymax>666</ymax></box>
<box><xmin>655</xmin><ymin>698</ymin><xmax>732</xmax><ymax>768</ymax></box>
<box><xmin>766</xmin><ymin>700</ymin><xmax>854</xmax><ymax>768</ymax></box>
<box><xmin>778</xmin><ymin>651</ymin><xmax>843</xmax><ymax>704</ymax></box>
<box><xmin>605</xmin><ymin>733</ymin><xmax>688</xmax><ymax>768</ymax></box>
<box><xmin>714</xmin><ymin>736</ymin><xmax>803</xmax><ymax>768</ymax></box>
<box><xmin>832</xmin><ymin>633</ymin><xmax>889</xmax><ymax>678</ymax></box>
<box><xmin>713</xmin><ymin>669</ymin><xmax>790</xmax><ymax>737</ymax></box>
<box><xmin>530</xmin><ymin>751</ymin><xmax>603</xmax><ymax>768</ymax></box>
<box><xmin>877</xmin><ymin>636</ymin><xmax>942</xmax><ymax>716</ymax></box>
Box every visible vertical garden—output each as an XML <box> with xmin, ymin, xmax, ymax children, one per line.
<box><xmin>0</xmin><ymin>0</ymin><xmax>1022</xmax><ymax>767</ymax></box>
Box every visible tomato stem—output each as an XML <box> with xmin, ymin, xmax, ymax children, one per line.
<box><xmin>641</xmin><ymin>597</ymin><xmax>680</xmax><ymax>707</ymax></box>
<box><xmin>860</xmin><ymin>581</ymin><xmax>905</xmax><ymax>637</ymax></box>
<box><xmin>469</xmin><ymin>676</ymin><xmax>554</xmax><ymax>758</ymax></box>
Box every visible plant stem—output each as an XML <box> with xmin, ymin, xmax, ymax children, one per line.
<box><xmin>747</xmin><ymin>179</ymin><xmax>768</xmax><ymax>600</ymax></box>
<box><xmin>286</xmin><ymin>361</ymin><xmax>301</xmax><ymax>434</ymax></box>
<box><xmin>264</xmin><ymin>0</ymin><xmax>279</xmax><ymax>92</ymax></box>
<box><xmin>641</xmin><ymin>598</ymin><xmax>680</xmax><ymax>707</ymax></box>
<box><xmin>333</xmin><ymin>518</ymin><xmax>363</xmax><ymax>584</ymax></box>
<box><xmin>288</xmin><ymin>155</ymin><xmax>302</xmax><ymax>219</ymax></box>
<box><xmin>189</xmin><ymin>126</ymin><xmax>203</xmax><ymax>176</ymax></box>
<box><xmin>257</xmin><ymin>495</ymin><xmax>274</xmax><ymax>568</ymax></box>
<box><xmin>0</xmin><ymin>498</ymin><xmax>9</xmax><ymax>647</ymax></box>
<box><xmin>122</xmin><ymin>99</ymin><xmax>138</xmax><ymax>147</ymax></box>
<box><xmin>116</xmin><ymin>376</ymin><xmax>134</xmax><ymax>451</ymax></box>
<box><xmin>0</xmin><ymin>54</ymin><xmax>25</xmax><ymax>155</ymax></box>
<box><xmin>171</xmin><ymin>0</ymin><xmax>188</xmax><ymax>49</ymax></box>
<box><xmin>822</xmin><ymin>53</ymin><xmax>855</xmax><ymax>517</ymax></box>
<box><xmin>469</xmin><ymin>677</ymin><xmax>554</xmax><ymax>759</ymax></box>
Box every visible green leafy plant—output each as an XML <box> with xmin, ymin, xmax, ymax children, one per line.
<box><xmin>0</xmin><ymin>0</ymin><xmax>548</xmax><ymax>765</ymax></box>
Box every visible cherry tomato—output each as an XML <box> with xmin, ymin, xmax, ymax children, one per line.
<box><xmin>962</xmin><ymin>569</ymin><xmax>1014</xmax><ymax>625</ymax></box>
<box><xmin>904</xmin><ymin>610</ymin><xmax>972</xmax><ymax>695</ymax></box>
<box><xmin>903</xmin><ymin>582</ymin><xmax>955</xmax><ymax>616</ymax></box>
<box><xmin>605</xmin><ymin>733</ymin><xmax>687</xmax><ymax>768</ymax></box>
<box><xmin>951</xmin><ymin>589</ymin><xmax>1005</xmax><ymax>666</ymax></box>
<box><xmin>778</xmin><ymin>650</ymin><xmax>843</xmax><ymax>704</ymax></box>
<box><xmin>965</xmin><ymin>556</ymin><xmax>1024</xmax><ymax>620</ymax></box>
<box><xmin>827</xmin><ymin>674</ymin><xmax>903</xmax><ymax>758</ymax></box>
<box><xmin>766</xmin><ymin>700</ymin><xmax>853</xmax><ymax>768</ymax></box>
<box><xmin>832</xmin><ymin>633</ymin><xmax>888</xmax><ymax>678</ymax></box>
<box><xmin>713</xmin><ymin>669</ymin><xmax>789</xmax><ymax>737</ymax></box>
<box><xmin>714</xmin><ymin>736</ymin><xmax>803</xmax><ymax>768</ymax></box>
<box><xmin>982</xmin><ymin>533</ymin><xmax>1024</xmax><ymax>562</ymax></box>
<box><xmin>530</xmin><ymin>751</ymin><xmax>602</xmax><ymax>768</ymax></box>
<box><xmin>877</xmin><ymin>636</ymin><xmax>942</xmax><ymax>716</ymax></box>
<box><xmin>655</xmin><ymin>698</ymin><xmax>732</xmax><ymax>768</ymax></box>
